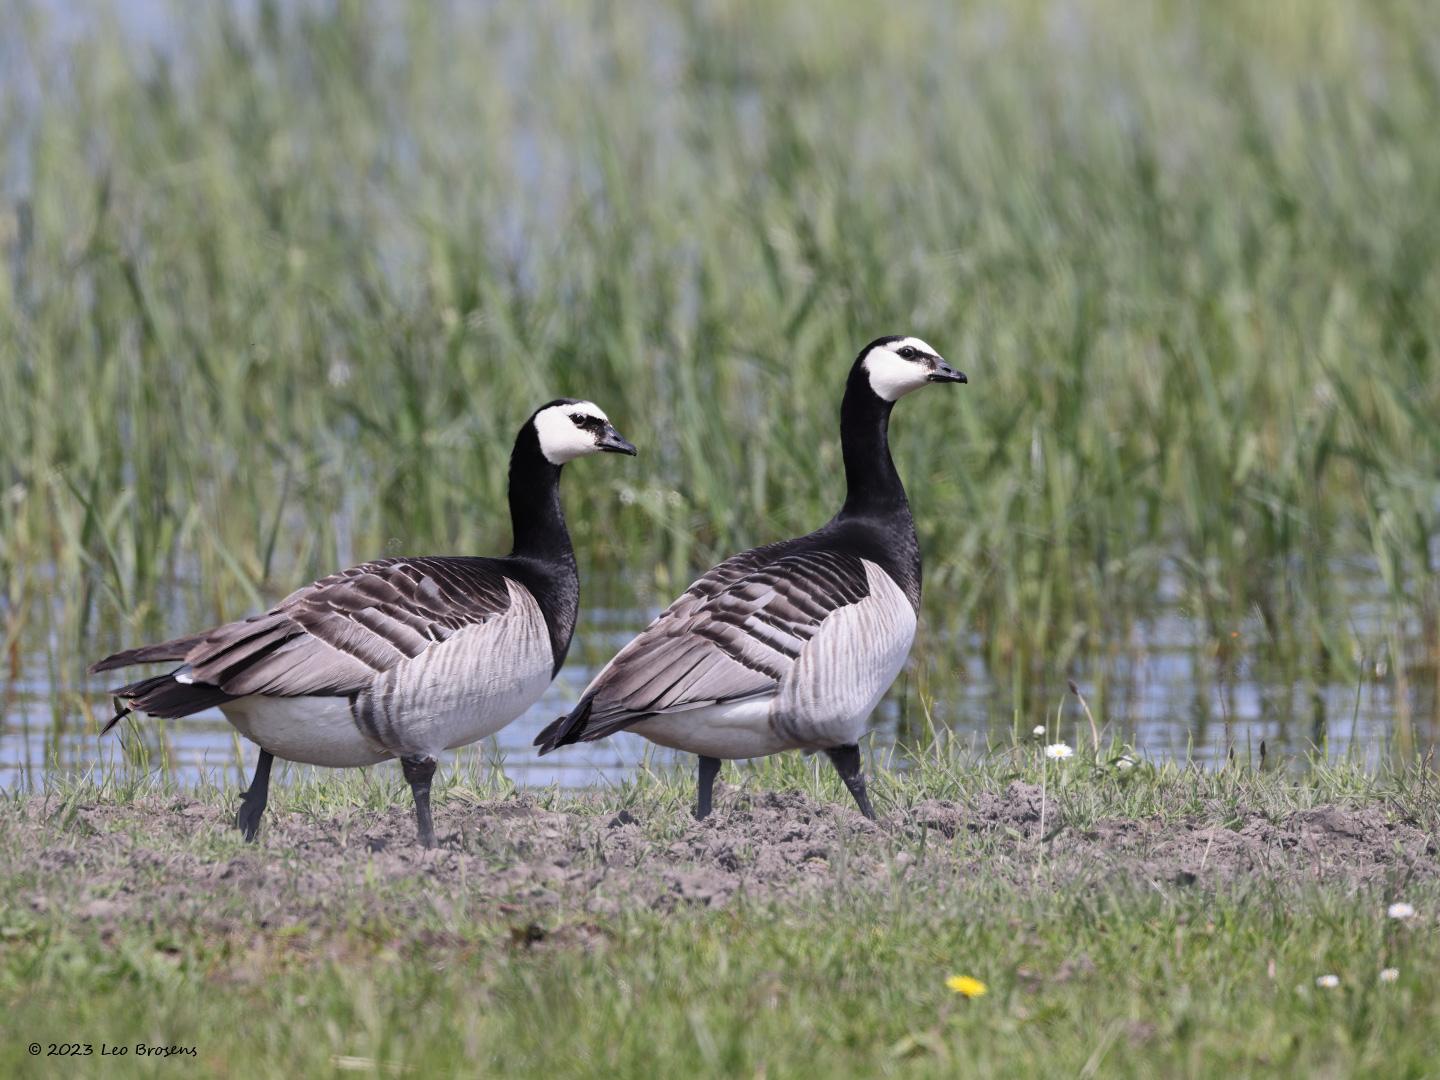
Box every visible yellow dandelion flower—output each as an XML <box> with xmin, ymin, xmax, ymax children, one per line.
<box><xmin>946</xmin><ymin>975</ymin><xmax>988</xmax><ymax>998</ymax></box>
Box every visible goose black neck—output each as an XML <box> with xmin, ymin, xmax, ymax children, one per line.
<box><xmin>837</xmin><ymin>365</ymin><xmax>910</xmax><ymax>521</ymax></box>
<box><xmin>507</xmin><ymin>428</ymin><xmax>574</xmax><ymax>564</ymax></box>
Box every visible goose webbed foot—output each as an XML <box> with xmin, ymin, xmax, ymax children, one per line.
<box><xmin>402</xmin><ymin>755</ymin><xmax>439</xmax><ymax>848</ymax></box>
<box><xmin>695</xmin><ymin>755</ymin><xmax>721</xmax><ymax>820</ymax></box>
<box><xmin>825</xmin><ymin>744</ymin><xmax>875</xmax><ymax>820</ymax></box>
<box><xmin>236</xmin><ymin>749</ymin><xmax>274</xmax><ymax>842</ymax></box>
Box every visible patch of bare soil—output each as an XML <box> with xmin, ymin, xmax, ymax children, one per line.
<box><xmin>8</xmin><ymin>783</ymin><xmax>1437</xmax><ymax>931</ymax></box>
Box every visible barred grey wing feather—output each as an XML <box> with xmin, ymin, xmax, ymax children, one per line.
<box><xmin>177</xmin><ymin>557</ymin><xmax>515</xmax><ymax>700</ymax></box>
<box><xmin>576</xmin><ymin>548</ymin><xmax>873</xmax><ymax>731</ymax></box>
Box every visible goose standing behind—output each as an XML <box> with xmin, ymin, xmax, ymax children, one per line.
<box><xmin>536</xmin><ymin>337</ymin><xmax>964</xmax><ymax>818</ymax></box>
<box><xmin>92</xmin><ymin>400</ymin><xmax>636</xmax><ymax>846</ymax></box>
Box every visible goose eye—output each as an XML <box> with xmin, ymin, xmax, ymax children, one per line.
<box><xmin>570</xmin><ymin>414</ymin><xmax>586</xmax><ymax>426</ymax></box>
<box><xmin>898</xmin><ymin>346</ymin><xmax>917</xmax><ymax>360</ymax></box>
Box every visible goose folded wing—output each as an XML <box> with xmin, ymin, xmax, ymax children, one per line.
<box><xmin>565</xmin><ymin>548</ymin><xmax>873</xmax><ymax>741</ymax></box>
<box><xmin>180</xmin><ymin>557</ymin><xmax>514</xmax><ymax>698</ymax></box>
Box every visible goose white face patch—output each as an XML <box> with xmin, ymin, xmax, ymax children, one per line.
<box><xmin>533</xmin><ymin>401</ymin><xmax>611</xmax><ymax>464</ymax></box>
<box><xmin>863</xmin><ymin>337</ymin><xmax>941</xmax><ymax>401</ymax></box>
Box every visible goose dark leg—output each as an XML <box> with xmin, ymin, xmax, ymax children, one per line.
<box><xmin>825</xmin><ymin>744</ymin><xmax>875</xmax><ymax>820</ymax></box>
<box><xmin>402</xmin><ymin>755</ymin><xmax>439</xmax><ymax>848</ymax></box>
<box><xmin>695</xmin><ymin>755</ymin><xmax>721</xmax><ymax>820</ymax></box>
<box><xmin>236</xmin><ymin>749</ymin><xmax>274</xmax><ymax>842</ymax></box>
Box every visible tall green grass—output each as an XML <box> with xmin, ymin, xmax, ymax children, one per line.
<box><xmin>1</xmin><ymin>0</ymin><xmax>1437</xmax><ymax>734</ymax></box>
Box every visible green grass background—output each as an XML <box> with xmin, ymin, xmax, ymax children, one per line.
<box><xmin>2</xmin><ymin>0</ymin><xmax>1437</xmax><ymax>738</ymax></box>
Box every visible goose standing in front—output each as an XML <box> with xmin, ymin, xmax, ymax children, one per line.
<box><xmin>91</xmin><ymin>400</ymin><xmax>636</xmax><ymax>847</ymax></box>
<box><xmin>536</xmin><ymin>336</ymin><xmax>965</xmax><ymax>819</ymax></box>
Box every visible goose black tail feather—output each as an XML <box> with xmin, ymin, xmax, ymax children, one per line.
<box><xmin>100</xmin><ymin>698</ymin><xmax>133</xmax><ymax>736</ymax></box>
<box><xmin>535</xmin><ymin>695</ymin><xmax>659</xmax><ymax>753</ymax></box>
<box><xmin>534</xmin><ymin>694</ymin><xmax>596</xmax><ymax>755</ymax></box>
<box><xmin>89</xmin><ymin>634</ymin><xmax>207</xmax><ymax>675</ymax></box>
<box><xmin>101</xmin><ymin>672</ymin><xmax>236</xmax><ymax>733</ymax></box>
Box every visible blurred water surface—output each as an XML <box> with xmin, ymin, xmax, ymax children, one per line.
<box><xmin>3</xmin><ymin>561</ymin><xmax>1434</xmax><ymax>791</ymax></box>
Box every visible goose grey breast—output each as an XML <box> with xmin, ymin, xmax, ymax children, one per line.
<box><xmin>343</xmin><ymin>577</ymin><xmax>554</xmax><ymax>761</ymax></box>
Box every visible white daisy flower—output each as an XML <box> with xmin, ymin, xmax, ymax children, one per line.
<box><xmin>1379</xmin><ymin>968</ymin><xmax>1399</xmax><ymax>983</ymax></box>
<box><xmin>1387</xmin><ymin>902</ymin><xmax>1415</xmax><ymax>920</ymax></box>
<box><xmin>1032</xmin><ymin>725</ymin><xmax>1046</xmax><ymax>737</ymax></box>
<box><xmin>1315</xmin><ymin>975</ymin><xmax>1340</xmax><ymax>989</ymax></box>
<box><xmin>1044</xmin><ymin>743</ymin><xmax>1074</xmax><ymax>761</ymax></box>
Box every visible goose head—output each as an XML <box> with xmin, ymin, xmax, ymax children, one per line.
<box><xmin>531</xmin><ymin>399</ymin><xmax>637</xmax><ymax>464</ymax></box>
<box><xmin>858</xmin><ymin>336</ymin><xmax>966</xmax><ymax>402</ymax></box>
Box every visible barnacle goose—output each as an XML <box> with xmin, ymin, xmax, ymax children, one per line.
<box><xmin>536</xmin><ymin>337</ymin><xmax>965</xmax><ymax>819</ymax></box>
<box><xmin>91</xmin><ymin>400</ymin><xmax>636</xmax><ymax>847</ymax></box>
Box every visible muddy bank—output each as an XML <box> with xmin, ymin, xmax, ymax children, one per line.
<box><xmin>6</xmin><ymin>783</ymin><xmax>1437</xmax><ymax>930</ymax></box>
